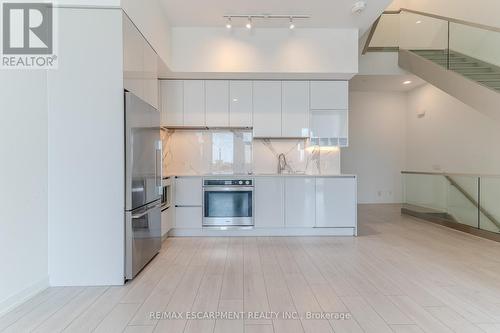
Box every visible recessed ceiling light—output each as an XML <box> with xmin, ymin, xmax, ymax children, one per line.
<box><xmin>289</xmin><ymin>17</ymin><xmax>295</xmax><ymax>29</ymax></box>
<box><xmin>226</xmin><ymin>17</ymin><xmax>232</xmax><ymax>29</ymax></box>
<box><xmin>403</xmin><ymin>80</ymin><xmax>412</xmax><ymax>85</ymax></box>
<box><xmin>246</xmin><ymin>17</ymin><xmax>252</xmax><ymax>29</ymax></box>
<box><xmin>416</xmin><ymin>20</ymin><xmax>422</xmax><ymax>24</ymax></box>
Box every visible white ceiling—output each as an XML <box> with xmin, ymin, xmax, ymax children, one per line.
<box><xmin>160</xmin><ymin>0</ymin><xmax>393</xmax><ymax>32</ymax></box>
<box><xmin>350</xmin><ymin>75</ymin><xmax>426</xmax><ymax>92</ymax></box>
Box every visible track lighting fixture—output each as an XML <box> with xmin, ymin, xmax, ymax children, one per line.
<box><xmin>223</xmin><ymin>14</ymin><xmax>309</xmax><ymax>29</ymax></box>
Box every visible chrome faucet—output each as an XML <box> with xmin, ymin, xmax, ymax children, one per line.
<box><xmin>277</xmin><ymin>153</ymin><xmax>288</xmax><ymax>174</ymax></box>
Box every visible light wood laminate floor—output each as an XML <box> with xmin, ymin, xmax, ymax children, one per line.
<box><xmin>2</xmin><ymin>204</ymin><xmax>500</xmax><ymax>333</ymax></box>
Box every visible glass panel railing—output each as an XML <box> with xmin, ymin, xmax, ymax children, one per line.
<box><xmin>368</xmin><ymin>13</ymin><xmax>400</xmax><ymax>51</ymax></box>
<box><xmin>403</xmin><ymin>173</ymin><xmax>448</xmax><ymax>213</ymax></box>
<box><xmin>449</xmin><ymin>23</ymin><xmax>500</xmax><ymax>69</ymax></box>
<box><xmin>400</xmin><ymin>12</ymin><xmax>449</xmax><ymax>53</ymax></box>
<box><xmin>403</xmin><ymin>172</ymin><xmax>500</xmax><ymax>239</ymax></box>
<box><xmin>479</xmin><ymin>177</ymin><xmax>500</xmax><ymax>233</ymax></box>
<box><xmin>449</xmin><ymin>23</ymin><xmax>500</xmax><ymax>91</ymax></box>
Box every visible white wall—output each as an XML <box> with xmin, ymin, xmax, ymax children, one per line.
<box><xmin>121</xmin><ymin>0</ymin><xmax>172</xmax><ymax>67</ymax></box>
<box><xmin>359</xmin><ymin>53</ymin><xmax>406</xmax><ymax>75</ymax></box>
<box><xmin>0</xmin><ymin>72</ymin><xmax>49</xmax><ymax>315</ymax></box>
<box><xmin>342</xmin><ymin>91</ymin><xmax>407</xmax><ymax>203</ymax></box>
<box><xmin>406</xmin><ymin>84</ymin><xmax>500</xmax><ymax>174</ymax></box>
<box><xmin>169</xmin><ymin>27</ymin><xmax>358</xmax><ymax>78</ymax></box>
<box><xmin>48</xmin><ymin>8</ymin><xmax>124</xmax><ymax>286</ymax></box>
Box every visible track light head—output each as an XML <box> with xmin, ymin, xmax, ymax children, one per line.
<box><xmin>245</xmin><ymin>17</ymin><xmax>252</xmax><ymax>29</ymax></box>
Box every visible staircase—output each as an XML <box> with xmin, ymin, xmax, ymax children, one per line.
<box><xmin>412</xmin><ymin>50</ymin><xmax>500</xmax><ymax>93</ymax></box>
<box><xmin>363</xmin><ymin>9</ymin><xmax>500</xmax><ymax>121</ymax></box>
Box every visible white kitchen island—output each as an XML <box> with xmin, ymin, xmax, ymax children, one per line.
<box><xmin>163</xmin><ymin>174</ymin><xmax>357</xmax><ymax>237</ymax></box>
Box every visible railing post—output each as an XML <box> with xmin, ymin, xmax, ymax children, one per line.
<box><xmin>478</xmin><ymin>177</ymin><xmax>481</xmax><ymax>229</ymax></box>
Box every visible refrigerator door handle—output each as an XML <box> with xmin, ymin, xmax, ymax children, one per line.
<box><xmin>131</xmin><ymin>202</ymin><xmax>162</xmax><ymax>219</ymax></box>
<box><xmin>155</xmin><ymin>140</ymin><xmax>162</xmax><ymax>196</ymax></box>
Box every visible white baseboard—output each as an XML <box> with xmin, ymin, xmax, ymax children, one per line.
<box><xmin>169</xmin><ymin>227</ymin><xmax>356</xmax><ymax>237</ymax></box>
<box><xmin>0</xmin><ymin>277</ymin><xmax>49</xmax><ymax>317</ymax></box>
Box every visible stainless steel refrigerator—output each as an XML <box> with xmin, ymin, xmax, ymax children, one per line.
<box><xmin>124</xmin><ymin>92</ymin><xmax>162</xmax><ymax>280</ymax></box>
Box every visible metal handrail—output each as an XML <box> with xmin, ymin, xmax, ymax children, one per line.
<box><xmin>362</xmin><ymin>8</ymin><xmax>500</xmax><ymax>55</ymax></box>
<box><xmin>362</xmin><ymin>16</ymin><xmax>381</xmax><ymax>55</ymax></box>
<box><xmin>402</xmin><ymin>171</ymin><xmax>500</xmax><ymax>178</ymax></box>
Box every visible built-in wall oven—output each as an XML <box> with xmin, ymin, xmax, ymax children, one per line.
<box><xmin>203</xmin><ymin>179</ymin><xmax>254</xmax><ymax>227</ymax></box>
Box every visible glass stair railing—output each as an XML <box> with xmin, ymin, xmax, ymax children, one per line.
<box><xmin>364</xmin><ymin>9</ymin><xmax>500</xmax><ymax>93</ymax></box>
<box><xmin>402</xmin><ymin>171</ymin><xmax>500</xmax><ymax>242</ymax></box>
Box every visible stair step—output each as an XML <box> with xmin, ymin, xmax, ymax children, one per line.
<box><xmin>476</xmin><ymin>78</ymin><xmax>500</xmax><ymax>83</ymax></box>
<box><xmin>453</xmin><ymin>67</ymin><xmax>495</xmax><ymax>74</ymax></box>
<box><xmin>410</xmin><ymin>49</ymin><xmax>500</xmax><ymax>95</ymax></box>
<box><xmin>426</xmin><ymin>57</ymin><xmax>468</xmax><ymax>62</ymax></box>
<box><xmin>464</xmin><ymin>73</ymin><xmax>500</xmax><ymax>78</ymax></box>
<box><xmin>435</xmin><ymin>61</ymin><xmax>481</xmax><ymax>66</ymax></box>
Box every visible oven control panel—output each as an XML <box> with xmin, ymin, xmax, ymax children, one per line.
<box><xmin>204</xmin><ymin>179</ymin><xmax>253</xmax><ymax>186</ymax></box>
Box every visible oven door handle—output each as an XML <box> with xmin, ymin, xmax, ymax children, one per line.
<box><xmin>203</xmin><ymin>187</ymin><xmax>254</xmax><ymax>192</ymax></box>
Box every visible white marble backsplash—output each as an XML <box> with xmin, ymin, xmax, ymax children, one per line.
<box><xmin>161</xmin><ymin>129</ymin><xmax>341</xmax><ymax>176</ymax></box>
<box><xmin>161</xmin><ymin>129</ymin><xmax>253</xmax><ymax>175</ymax></box>
<box><xmin>253</xmin><ymin>139</ymin><xmax>341</xmax><ymax>175</ymax></box>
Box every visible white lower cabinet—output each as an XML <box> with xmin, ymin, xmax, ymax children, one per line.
<box><xmin>255</xmin><ymin>177</ymin><xmax>284</xmax><ymax>228</ymax></box>
<box><xmin>174</xmin><ymin>177</ymin><xmax>203</xmax><ymax>229</ymax></box>
<box><xmin>174</xmin><ymin>177</ymin><xmax>202</xmax><ymax>206</ymax></box>
<box><xmin>161</xmin><ymin>206</ymin><xmax>173</xmax><ymax>236</ymax></box>
<box><xmin>175</xmin><ymin>207</ymin><xmax>202</xmax><ymax>229</ymax></box>
<box><xmin>315</xmin><ymin>177</ymin><xmax>357</xmax><ymax>228</ymax></box>
<box><xmin>284</xmin><ymin>178</ymin><xmax>316</xmax><ymax>227</ymax></box>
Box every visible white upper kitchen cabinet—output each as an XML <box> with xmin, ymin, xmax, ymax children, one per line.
<box><xmin>316</xmin><ymin>177</ymin><xmax>357</xmax><ymax>228</ymax></box>
<box><xmin>183</xmin><ymin>80</ymin><xmax>205</xmax><ymax>126</ymax></box>
<box><xmin>284</xmin><ymin>177</ymin><xmax>316</xmax><ymax>227</ymax></box>
<box><xmin>229</xmin><ymin>81</ymin><xmax>253</xmax><ymax>127</ymax></box>
<box><xmin>282</xmin><ymin>81</ymin><xmax>310</xmax><ymax>138</ymax></box>
<box><xmin>205</xmin><ymin>80</ymin><xmax>229</xmax><ymax>127</ymax></box>
<box><xmin>123</xmin><ymin>14</ymin><xmax>158</xmax><ymax>109</ymax></box>
<box><xmin>255</xmin><ymin>177</ymin><xmax>284</xmax><ymax>228</ymax></box>
<box><xmin>174</xmin><ymin>177</ymin><xmax>202</xmax><ymax>206</ymax></box>
<box><xmin>253</xmin><ymin>81</ymin><xmax>282</xmax><ymax>138</ymax></box>
<box><xmin>310</xmin><ymin>109</ymin><xmax>349</xmax><ymax>146</ymax></box>
<box><xmin>310</xmin><ymin>81</ymin><xmax>348</xmax><ymax>110</ymax></box>
<box><xmin>123</xmin><ymin>14</ymin><xmax>144</xmax><ymax>100</ymax></box>
<box><xmin>142</xmin><ymin>39</ymin><xmax>158</xmax><ymax>109</ymax></box>
<box><xmin>161</xmin><ymin>80</ymin><xmax>183</xmax><ymax>127</ymax></box>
